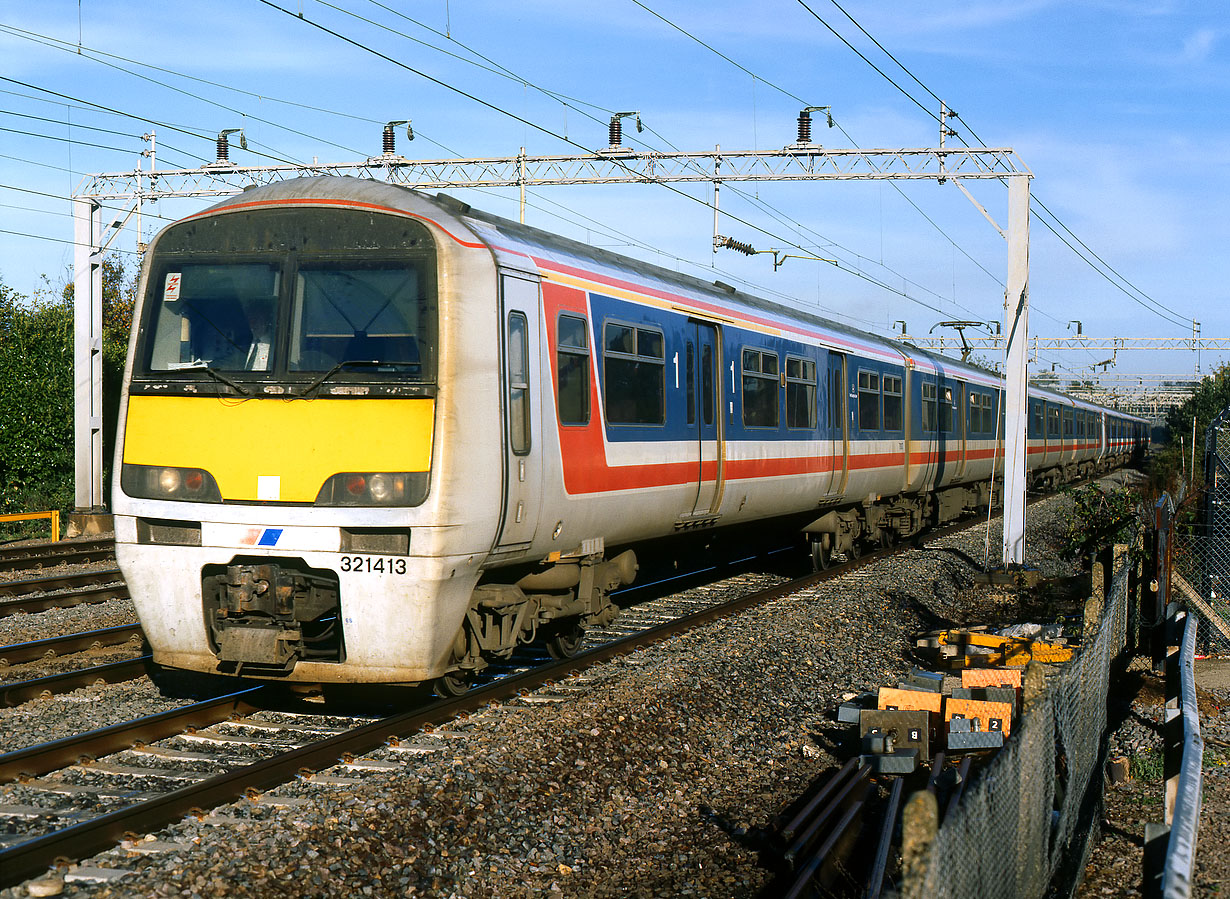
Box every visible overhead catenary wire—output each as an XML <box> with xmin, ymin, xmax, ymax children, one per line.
<box><xmin>807</xmin><ymin>0</ymin><xmax>1192</xmax><ymax>333</ymax></box>
<box><xmin>623</xmin><ymin>0</ymin><xmax>1008</xmax><ymax>307</ymax></box>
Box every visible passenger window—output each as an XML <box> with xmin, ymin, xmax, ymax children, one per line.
<box><xmin>882</xmin><ymin>374</ymin><xmax>903</xmax><ymax>432</ymax></box>
<box><xmin>921</xmin><ymin>382</ymin><xmax>937</xmax><ymax>432</ymax></box>
<box><xmin>829</xmin><ymin>368</ymin><xmax>843</xmax><ymax>431</ymax></box>
<box><xmin>857</xmin><ymin>370</ymin><xmax>880</xmax><ymax>431</ymax></box>
<box><xmin>603</xmin><ymin>322</ymin><xmax>665</xmax><ymax>425</ymax></box>
<box><xmin>742</xmin><ymin>348</ymin><xmax>780</xmax><ymax>428</ymax></box>
<box><xmin>556</xmin><ymin>313</ymin><xmax>590</xmax><ymax>425</ymax></box>
<box><xmin>686</xmin><ymin>341</ymin><xmax>696</xmax><ymax>426</ymax></box>
<box><xmin>786</xmin><ymin>356</ymin><xmax>817</xmax><ymax>429</ymax></box>
<box><xmin>508</xmin><ymin>312</ymin><xmax>530</xmax><ymax>454</ymax></box>
<box><xmin>969</xmin><ymin>393</ymin><xmax>981</xmax><ymax>435</ymax></box>
<box><xmin>701</xmin><ymin>343</ymin><xmax>714</xmax><ymax>427</ymax></box>
<box><xmin>939</xmin><ymin>386</ymin><xmax>954</xmax><ymax>433</ymax></box>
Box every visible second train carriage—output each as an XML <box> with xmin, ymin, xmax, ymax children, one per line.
<box><xmin>111</xmin><ymin>176</ymin><xmax>1147</xmax><ymax>693</ymax></box>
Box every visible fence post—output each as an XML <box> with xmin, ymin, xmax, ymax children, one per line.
<box><xmin>1162</xmin><ymin>610</ymin><xmax>1185</xmax><ymax>826</ymax></box>
<box><xmin>901</xmin><ymin>790</ymin><xmax>938</xmax><ymax>899</ymax></box>
<box><xmin>1151</xmin><ymin>497</ymin><xmax>1172</xmax><ymax>671</ymax></box>
<box><xmin>1127</xmin><ymin>532</ymin><xmax>1144</xmax><ymax>654</ymax></box>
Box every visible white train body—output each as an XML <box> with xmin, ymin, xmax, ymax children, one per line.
<box><xmin>111</xmin><ymin>177</ymin><xmax>1146</xmax><ymax>689</ymax></box>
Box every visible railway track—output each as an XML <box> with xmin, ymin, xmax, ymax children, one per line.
<box><xmin>0</xmin><ymin>571</ymin><xmax>129</xmax><ymax>618</ymax></box>
<box><xmin>0</xmin><ymin>625</ymin><xmax>148</xmax><ymax>707</ymax></box>
<box><xmin>0</xmin><ymin>567</ymin><xmax>124</xmax><ymax>599</ymax></box>
<box><xmin>0</xmin><ymin>538</ymin><xmax>894</xmax><ymax>888</ymax></box>
<box><xmin>0</xmin><ymin>537</ymin><xmax>115</xmax><ymax>574</ymax></box>
<box><xmin>0</xmin><ymin>624</ymin><xmax>144</xmax><ymax>667</ymax></box>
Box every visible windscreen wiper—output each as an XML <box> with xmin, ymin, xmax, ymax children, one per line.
<box><xmin>172</xmin><ymin>360</ymin><xmax>252</xmax><ymax>396</ymax></box>
<box><xmin>294</xmin><ymin>360</ymin><xmax>382</xmax><ymax>398</ymax></box>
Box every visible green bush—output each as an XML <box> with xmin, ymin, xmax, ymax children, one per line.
<box><xmin>1059</xmin><ymin>483</ymin><xmax>1141</xmax><ymax>564</ymax></box>
<box><xmin>0</xmin><ymin>261</ymin><xmax>134</xmax><ymax>537</ymax></box>
<box><xmin>0</xmin><ymin>283</ymin><xmax>74</xmax><ymax>528</ymax></box>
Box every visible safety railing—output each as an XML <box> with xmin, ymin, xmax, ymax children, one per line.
<box><xmin>1143</xmin><ymin>492</ymin><xmax>1203</xmax><ymax>899</ymax></box>
<box><xmin>0</xmin><ymin>510</ymin><xmax>60</xmax><ymax>542</ymax></box>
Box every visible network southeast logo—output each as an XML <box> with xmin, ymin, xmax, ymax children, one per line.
<box><xmin>241</xmin><ymin>528</ymin><xmax>283</xmax><ymax>547</ymax></box>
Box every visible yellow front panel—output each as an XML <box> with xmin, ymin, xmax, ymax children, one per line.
<box><xmin>123</xmin><ymin>395</ymin><xmax>435</xmax><ymax>502</ymax></box>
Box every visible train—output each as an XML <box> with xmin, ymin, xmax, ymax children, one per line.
<box><xmin>111</xmin><ymin>176</ymin><xmax>1147</xmax><ymax>695</ymax></box>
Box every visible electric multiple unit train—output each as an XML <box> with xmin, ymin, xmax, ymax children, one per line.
<box><xmin>111</xmin><ymin>176</ymin><xmax>1147</xmax><ymax>694</ymax></box>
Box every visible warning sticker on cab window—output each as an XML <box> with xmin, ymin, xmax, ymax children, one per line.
<box><xmin>164</xmin><ymin>272</ymin><xmax>182</xmax><ymax>301</ymax></box>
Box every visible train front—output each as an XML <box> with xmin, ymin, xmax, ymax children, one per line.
<box><xmin>111</xmin><ymin>179</ymin><xmax>497</xmax><ymax>687</ymax></box>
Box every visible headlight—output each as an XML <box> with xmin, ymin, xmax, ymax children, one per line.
<box><xmin>122</xmin><ymin>463</ymin><xmax>222</xmax><ymax>502</ymax></box>
<box><xmin>315</xmin><ymin>472</ymin><xmax>428</xmax><ymax>507</ymax></box>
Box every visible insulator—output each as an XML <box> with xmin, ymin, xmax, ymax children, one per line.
<box><xmin>216</xmin><ymin>135</ymin><xmax>229</xmax><ymax>162</ymax></box>
<box><xmin>383</xmin><ymin>126</ymin><xmax>396</xmax><ymax>155</ymax></box>
<box><xmin>720</xmin><ymin>236</ymin><xmax>755</xmax><ymax>256</ymax></box>
<box><xmin>609</xmin><ymin>117</ymin><xmax>622</xmax><ymax>147</ymax></box>
<box><xmin>797</xmin><ymin>110</ymin><xmax>812</xmax><ymax>144</ymax></box>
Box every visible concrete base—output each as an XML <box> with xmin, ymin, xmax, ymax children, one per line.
<box><xmin>66</xmin><ymin>512</ymin><xmax>114</xmax><ymax>538</ymax></box>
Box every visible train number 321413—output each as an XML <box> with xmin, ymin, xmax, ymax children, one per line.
<box><xmin>340</xmin><ymin>556</ymin><xmax>407</xmax><ymax>574</ymax></box>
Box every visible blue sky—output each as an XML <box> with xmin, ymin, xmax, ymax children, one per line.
<box><xmin>1</xmin><ymin>0</ymin><xmax>1225</xmax><ymax>379</ymax></box>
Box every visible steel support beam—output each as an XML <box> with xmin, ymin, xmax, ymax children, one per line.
<box><xmin>76</xmin><ymin>146</ymin><xmax>1031</xmax><ymax>200</ymax></box>
<box><xmin>72</xmin><ymin>198</ymin><xmax>105</xmax><ymax>512</ymax></box>
<box><xmin>1002</xmin><ymin>175</ymin><xmax>1031</xmax><ymax>567</ymax></box>
<box><xmin>899</xmin><ymin>336</ymin><xmax>1228</xmax><ymax>352</ymax></box>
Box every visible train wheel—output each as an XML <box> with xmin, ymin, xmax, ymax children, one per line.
<box><xmin>880</xmin><ymin>528</ymin><xmax>898</xmax><ymax>549</ymax></box>
<box><xmin>544</xmin><ymin>622</ymin><xmax>586</xmax><ymax>660</ymax></box>
<box><xmin>433</xmin><ymin>671</ymin><xmax>472</xmax><ymax>699</ymax></box>
<box><xmin>810</xmin><ymin>537</ymin><xmax>832</xmax><ymax>571</ymax></box>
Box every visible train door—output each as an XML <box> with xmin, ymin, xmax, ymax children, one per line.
<box><xmin>822</xmin><ymin>352</ymin><xmax>849</xmax><ymax>497</ymax></box>
<box><xmin>494</xmin><ymin>273</ymin><xmax>543</xmax><ymax>551</ymax></box>
<box><xmin>911</xmin><ymin>375</ymin><xmax>940</xmax><ymax>490</ymax></box>
<box><xmin>681</xmin><ymin>321</ymin><xmax>724</xmax><ymax>519</ymax></box>
<box><xmin>953</xmin><ymin>382</ymin><xmax>969</xmax><ymax>479</ymax></box>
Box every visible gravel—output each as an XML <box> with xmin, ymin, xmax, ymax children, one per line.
<box><xmin>0</xmin><ymin>484</ymin><xmax>1151</xmax><ymax>899</ymax></box>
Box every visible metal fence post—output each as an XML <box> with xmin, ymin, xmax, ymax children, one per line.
<box><xmin>901</xmin><ymin>790</ymin><xmax>938</xmax><ymax>899</ymax></box>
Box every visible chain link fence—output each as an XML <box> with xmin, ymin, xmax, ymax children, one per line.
<box><xmin>1167</xmin><ymin>407</ymin><xmax>1230</xmax><ymax>654</ymax></box>
<box><xmin>903</xmin><ymin>548</ymin><xmax>1133</xmax><ymax>899</ymax></box>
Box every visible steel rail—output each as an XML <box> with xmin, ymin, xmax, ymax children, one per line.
<box><xmin>0</xmin><ymin>689</ymin><xmax>264</xmax><ymax>785</ymax></box>
<box><xmin>942</xmin><ymin>756</ymin><xmax>974</xmax><ymax>824</ymax></box>
<box><xmin>0</xmin><ymin>567</ymin><xmax>124</xmax><ymax>598</ymax></box>
<box><xmin>782</xmin><ymin>793</ymin><xmax>869</xmax><ymax>899</ymax></box>
<box><xmin>0</xmin><ymin>656</ymin><xmax>151</xmax><ymax>707</ymax></box>
<box><xmin>0</xmin><ymin>538</ymin><xmax>115</xmax><ymax>573</ymax></box>
<box><xmin>0</xmin><ymin>624</ymin><xmax>143</xmax><ymax>666</ymax></box>
<box><xmin>865</xmin><ymin>777</ymin><xmax>905</xmax><ymax>899</ymax></box>
<box><xmin>0</xmin><ymin>582</ymin><xmax>131</xmax><ymax>618</ymax></box>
